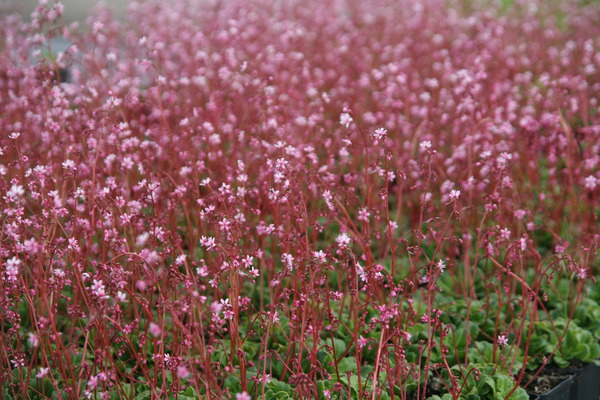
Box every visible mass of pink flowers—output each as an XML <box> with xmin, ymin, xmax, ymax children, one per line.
<box><xmin>1</xmin><ymin>0</ymin><xmax>600</xmax><ymax>399</ymax></box>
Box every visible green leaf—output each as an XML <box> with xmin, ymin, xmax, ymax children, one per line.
<box><xmin>338</xmin><ymin>357</ymin><xmax>358</xmax><ymax>374</ymax></box>
<box><xmin>332</xmin><ymin>338</ymin><xmax>347</xmax><ymax>357</ymax></box>
<box><xmin>509</xmin><ymin>387</ymin><xmax>530</xmax><ymax>400</ymax></box>
<box><xmin>266</xmin><ymin>379</ymin><xmax>293</xmax><ymax>395</ymax></box>
<box><xmin>379</xmin><ymin>391</ymin><xmax>391</xmax><ymax>400</ymax></box>
<box><xmin>267</xmin><ymin>391</ymin><xmax>292</xmax><ymax>400</ymax></box>
<box><xmin>223</xmin><ymin>376</ymin><xmax>241</xmax><ymax>394</ymax></box>
<box><xmin>133</xmin><ymin>389</ymin><xmax>152</xmax><ymax>400</ymax></box>
<box><xmin>476</xmin><ymin>375</ymin><xmax>495</xmax><ymax>397</ymax></box>
<box><xmin>427</xmin><ymin>394</ymin><xmax>453</xmax><ymax>400</ymax></box>
<box><xmin>360</xmin><ymin>365</ymin><xmax>374</xmax><ymax>377</ymax></box>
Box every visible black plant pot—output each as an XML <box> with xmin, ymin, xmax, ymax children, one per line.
<box><xmin>570</xmin><ymin>362</ymin><xmax>600</xmax><ymax>400</ymax></box>
<box><xmin>527</xmin><ymin>374</ymin><xmax>574</xmax><ymax>400</ymax></box>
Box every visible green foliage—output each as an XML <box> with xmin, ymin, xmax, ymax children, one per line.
<box><xmin>128</xmin><ymin>385</ymin><xmax>202</xmax><ymax>400</ymax></box>
<box><xmin>554</xmin><ymin>321</ymin><xmax>600</xmax><ymax>367</ymax></box>
<box><xmin>428</xmin><ymin>364</ymin><xmax>529</xmax><ymax>400</ymax></box>
<box><xmin>550</xmin><ymin>296</ymin><xmax>600</xmax><ymax>340</ymax></box>
<box><xmin>261</xmin><ymin>379</ymin><xmax>294</xmax><ymax>399</ymax></box>
<box><xmin>527</xmin><ymin>318</ymin><xmax>600</xmax><ymax>368</ymax></box>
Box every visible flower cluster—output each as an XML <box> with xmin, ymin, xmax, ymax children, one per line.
<box><xmin>1</xmin><ymin>0</ymin><xmax>599</xmax><ymax>398</ymax></box>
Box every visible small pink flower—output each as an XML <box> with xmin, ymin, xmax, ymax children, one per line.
<box><xmin>313</xmin><ymin>250</ymin><xmax>327</xmax><ymax>264</ymax></box>
<box><xmin>436</xmin><ymin>259</ymin><xmax>446</xmax><ymax>272</ymax></box>
<box><xmin>419</xmin><ymin>140</ymin><xmax>432</xmax><ymax>152</ymax></box>
<box><xmin>336</xmin><ymin>233</ymin><xmax>351</xmax><ymax>249</ymax></box>
<box><xmin>87</xmin><ymin>374</ymin><xmax>99</xmax><ymax>389</ymax></box>
<box><xmin>177</xmin><ymin>365</ymin><xmax>190</xmax><ymax>379</ymax></box>
<box><xmin>62</xmin><ymin>159</ymin><xmax>77</xmax><ymax>171</ymax></box>
<box><xmin>5</xmin><ymin>257</ymin><xmax>21</xmax><ymax>282</ymax></box>
<box><xmin>236</xmin><ymin>392</ymin><xmax>251</xmax><ymax>400</ymax></box>
<box><xmin>28</xmin><ymin>332</ymin><xmax>40</xmax><ymax>347</ymax></box>
<box><xmin>584</xmin><ymin>175</ymin><xmax>597</xmax><ymax>190</ymax></box>
<box><xmin>373</xmin><ymin>127</ymin><xmax>387</xmax><ymax>140</ymax></box>
<box><xmin>36</xmin><ymin>367</ymin><xmax>49</xmax><ymax>379</ymax></box>
<box><xmin>449</xmin><ymin>190</ymin><xmax>461</xmax><ymax>201</ymax></box>
<box><xmin>7</xmin><ymin>185</ymin><xmax>24</xmax><ymax>199</ymax></box>
<box><xmin>498</xmin><ymin>335</ymin><xmax>509</xmax><ymax>347</ymax></box>
<box><xmin>519</xmin><ymin>237</ymin><xmax>528</xmax><ymax>251</ymax></box>
<box><xmin>339</xmin><ymin>112</ymin><xmax>353</xmax><ymax>128</ymax></box>
<box><xmin>270</xmin><ymin>311</ymin><xmax>280</xmax><ymax>324</ymax></box>
<box><xmin>281</xmin><ymin>253</ymin><xmax>295</xmax><ymax>269</ymax></box>
<box><xmin>358</xmin><ymin>207</ymin><xmax>370</xmax><ymax>222</ymax></box>
<box><xmin>91</xmin><ymin>279</ymin><xmax>108</xmax><ymax>299</ymax></box>
<box><xmin>200</xmin><ymin>236</ymin><xmax>217</xmax><ymax>251</ymax></box>
<box><xmin>358</xmin><ymin>335</ymin><xmax>369</xmax><ymax>348</ymax></box>
<box><xmin>149</xmin><ymin>322</ymin><xmax>162</xmax><ymax>337</ymax></box>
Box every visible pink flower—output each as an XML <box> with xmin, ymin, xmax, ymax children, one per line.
<box><xmin>497</xmin><ymin>335</ymin><xmax>509</xmax><ymax>347</ymax></box>
<box><xmin>373</xmin><ymin>127</ymin><xmax>387</xmax><ymax>140</ymax></box>
<box><xmin>436</xmin><ymin>259</ymin><xmax>446</xmax><ymax>272</ymax></box>
<box><xmin>358</xmin><ymin>335</ymin><xmax>369</xmax><ymax>348</ymax></box>
<box><xmin>91</xmin><ymin>279</ymin><xmax>108</xmax><ymax>299</ymax></box>
<box><xmin>419</xmin><ymin>140</ymin><xmax>432</xmax><ymax>152</ymax></box>
<box><xmin>149</xmin><ymin>322</ymin><xmax>162</xmax><ymax>337</ymax></box>
<box><xmin>358</xmin><ymin>207</ymin><xmax>370</xmax><ymax>222</ymax></box>
<box><xmin>7</xmin><ymin>185</ymin><xmax>24</xmax><ymax>200</ymax></box>
<box><xmin>200</xmin><ymin>236</ymin><xmax>217</xmax><ymax>251</ymax></box>
<box><xmin>87</xmin><ymin>374</ymin><xmax>99</xmax><ymax>389</ymax></box>
<box><xmin>62</xmin><ymin>159</ymin><xmax>77</xmax><ymax>171</ymax></box>
<box><xmin>448</xmin><ymin>190</ymin><xmax>461</xmax><ymax>201</ymax></box>
<box><xmin>336</xmin><ymin>233</ymin><xmax>351</xmax><ymax>249</ymax></box>
<box><xmin>28</xmin><ymin>332</ymin><xmax>40</xmax><ymax>347</ymax></box>
<box><xmin>36</xmin><ymin>367</ymin><xmax>49</xmax><ymax>379</ymax></box>
<box><xmin>258</xmin><ymin>373</ymin><xmax>271</xmax><ymax>384</ymax></box>
<box><xmin>177</xmin><ymin>365</ymin><xmax>190</xmax><ymax>379</ymax></box>
<box><xmin>270</xmin><ymin>311</ymin><xmax>280</xmax><ymax>324</ymax></box>
<box><xmin>236</xmin><ymin>392</ymin><xmax>251</xmax><ymax>400</ymax></box>
<box><xmin>584</xmin><ymin>175</ymin><xmax>597</xmax><ymax>190</ymax></box>
<box><xmin>281</xmin><ymin>253</ymin><xmax>295</xmax><ymax>269</ymax></box>
<box><xmin>339</xmin><ymin>112</ymin><xmax>353</xmax><ymax>128</ymax></box>
<box><xmin>309</xmin><ymin>250</ymin><xmax>325</xmax><ymax>265</ymax></box>
<box><xmin>5</xmin><ymin>257</ymin><xmax>21</xmax><ymax>282</ymax></box>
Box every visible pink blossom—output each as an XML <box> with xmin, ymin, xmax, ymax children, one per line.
<box><xmin>584</xmin><ymin>175</ymin><xmax>597</xmax><ymax>190</ymax></box>
<box><xmin>339</xmin><ymin>113</ymin><xmax>353</xmax><ymax>128</ymax></box>
<box><xmin>36</xmin><ymin>367</ymin><xmax>49</xmax><ymax>379</ymax></box>
<box><xmin>149</xmin><ymin>322</ymin><xmax>162</xmax><ymax>337</ymax></box>
<box><xmin>448</xmin><ymin>190</ymin><xmax>461</xmax><ymax>201</ymax></box>
<box><xmin>336</xmin><ymin>233</ymin><xmax>351</xmax><ymax>249</ymax></box>
<box><xmin>236</xmin><ymin>392</ymin><xmax>251</xmax><ymax>400</ymax></box>
<box><xmin>419</xmin><ymin>140</ymin><xmax>432</xmax><ymax>152</ymax></box>
<box><xmin>373</xmin><ymin>127</ymin><xmax>387</xmax><ymax>140</ymax></box>
<box><xmin>90</xmin><ymin>279</ymin><xmax>108</xmax><ymax>299</ymax></box>
<box><xmin>177</xmin><ymin>365</ymin><xmax>190</xmax><ymax>379</ymax></box>
<box><xmin>5</xmin><ymin>257</ymin><xmax>21</xmax><ymax>282</ymax></box>
<box><xmin>497</xmin><ymin>335</ymin><xmax>509</xmax><ymax>347</ymax></box>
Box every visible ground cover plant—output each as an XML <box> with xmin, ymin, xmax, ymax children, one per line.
<box><xmin>1</xmin><ymin>0</ymin><xmax>600</xmax><ymax>398</ymax></box>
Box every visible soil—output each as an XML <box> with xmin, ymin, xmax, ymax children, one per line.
<box><xmin>521</xmin><ymin>365</ymin><xmax>575</xmax><ymax>395</ymax></box>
